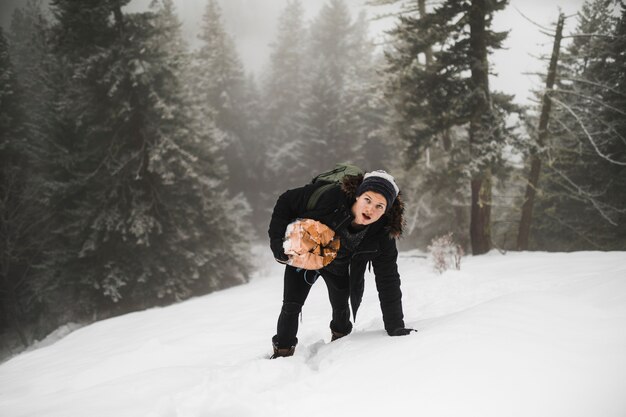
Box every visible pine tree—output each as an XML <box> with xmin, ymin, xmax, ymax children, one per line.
<box><xmin>531</xmin><ymin>0</ymin><xmax>626</xmax><ymax>250</ymax></box>
<box><xmin>384</xmin><ymin>0</ymin><xmax>513</xmax><ymax>254</ymax></box>
<box><xmin>2</xmin><ymin>1</ymin><xmax>66</xmax><ymax>346</ymax></box>
<box><xmin>7</xmin><ymin>1</ymin><xmax>58</xmax><ymax>156</ymax></box>
<box><xmin>237</xmin><ymin>73</ymin><xmax>266</xmax><ymax>228</ymax></box>
<box><xmin>47</xmin><ymin>0</ymin><xmax>250</xmax><ymax>318</ymax></box>
<box><xmin>263</xmin><ymin>0</ymin><xmax>308</xmax><ymax>190</ymax></box>
<box><xmin>300</xmin><ymin>0</ymin><xmax>355</xmax><ymax>171</ymax></box>
<box><xmin>297</xmin><ymin>0</ymin><xmax>381</xmax><ymax>174</ymax></box>
<box><xmin>192</xmin><ymin>0</ymin><xmax>251</xmax><ymax>198</ymax></box>
<box><xmin>342</xmin><ymin>11</ymin><xmax>390</xmax><ymax>171</ymax></box>
<box><xmin>0</xmin><ymin>26</ymin><xmax>32</xmax><ymax>346</ymax></box>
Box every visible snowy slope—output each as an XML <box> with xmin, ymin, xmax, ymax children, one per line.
<box><xmin>1</xmin><ymin>247</ymin><xmax>625</xmax><ymax>417</ymax></box>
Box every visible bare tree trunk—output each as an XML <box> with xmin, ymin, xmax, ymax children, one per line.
<box><xmin>113</xmin><ymin>2</ymin><xmax>124</xmax><ymax>31</ymax></box>
<box><xmin>516</xmin><ymin>13</ymin><xmax>565</xmax><ymax>251</ymax></box>
<box><xmin>468</xmin><ymin>0</ymin><xmax>493</xmax><ymax>255</ymax></box>
<box><xmin>470</xmin><ymin>172</ymin><xmax>493</xmax><ymax>254</ymax></box>
<box><xmin>418</xmin><ymin>0</ymin><xmax>433</xmax><ymax>66</ymax></box>
<box><xmin>441</xmin><ymin>128</ymin><xmax>451</xmax><ymax>152</ymax></box>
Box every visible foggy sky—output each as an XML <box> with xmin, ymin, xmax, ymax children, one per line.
<box><xmin>130</xmin><ymin>0</ymin><xmax>586</xmax><ymax>105</ymax></box>
<box><xmin>1</xmin><ymin>0</ymin><xmax>587</xmax><ymax>104</ymax></box>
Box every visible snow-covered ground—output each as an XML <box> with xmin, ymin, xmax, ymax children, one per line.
<box><xmin>1</xmin><ymin>247</ymin><xmax>625</xmax><ymax>417</ymax></box>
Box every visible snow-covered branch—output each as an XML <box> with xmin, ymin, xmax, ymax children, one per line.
<box><xmin>550</xmin><ymin>166</ymin><xmax>624</xmax><ymax>226</ymax></box>
<box><xmin>550</xmin><ymin>97</ymin><xmax>626</xmax><ymax>166</ymax></box>
<box><xmin>560</xmin><ymin>76</ymin><xmax>626</xmax><ymax>100</ymax></box>
<box><xmin>554</xmin><ymin>89</ymin><xmax>626</xmax><ymax>117</ymax></box>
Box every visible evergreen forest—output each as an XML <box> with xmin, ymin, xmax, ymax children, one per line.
<box><xmin>1</xmin><ymin>0</ymin><xmax>624</xmax><ymax>357</ymax></box>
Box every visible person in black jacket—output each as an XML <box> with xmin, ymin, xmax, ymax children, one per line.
<box><xmin>268</xmin><ymin>170</ymin><xmax>416</xmax><ymax>358</ymax></box>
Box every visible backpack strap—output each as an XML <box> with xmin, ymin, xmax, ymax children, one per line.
<box><xmin>306</xmin><ymin>183</ymin><xmax>338</xmax><ymax>211</ymax></box>
<box><xmin>311</xmin><ymin>165</ymin><xmax>345</xmax><ymax>183</ymax></box>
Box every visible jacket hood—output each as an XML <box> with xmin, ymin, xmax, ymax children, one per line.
<box><xmin>341</xmin><ymin>174</ymin><xmax>404</xmax><ymax>239</ymax></box>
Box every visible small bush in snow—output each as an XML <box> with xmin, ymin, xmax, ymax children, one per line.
<box><xmin>428</xmin><ymin>233</ymin><xmax>464</xmax><ymax>274</ymax></box>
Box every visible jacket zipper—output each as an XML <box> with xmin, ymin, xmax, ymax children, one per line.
<box><xmin>334</xmin><ymin>212</ymin><xmax>351</xmax><ymax>231</ymax></box>
<box><xmin>349</xmin><ymin>249</ymin><xmax>378</xmax><ymax>277</ymax></box>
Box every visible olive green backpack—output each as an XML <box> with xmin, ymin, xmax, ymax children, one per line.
<box><xmin>306</xmin><ymin>163</ymin><xmax>364</xmax><ymax>211</ymax></box>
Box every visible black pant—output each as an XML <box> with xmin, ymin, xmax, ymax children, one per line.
<box><xmin>274</xmin><ymin>265</ymin><xmax>352</xmax><ymax>348</ymax></box>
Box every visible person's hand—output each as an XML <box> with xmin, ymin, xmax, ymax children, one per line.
<box><xmin>270</xmin><ymin>238</ymin><xmax>289</xmax><ymax>263</ymax></box>
<box><xmin>387</xmin><ymin>327</ymin><xmax>417</xmax><ymax>336</ymax></box>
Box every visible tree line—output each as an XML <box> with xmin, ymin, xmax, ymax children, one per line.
<box><xmin>1</xmin><ymin>0</ymin><xmax>624</xmax><ymax>355</ymax></box>
<box><xmin>380</xmin><ymin>0</ymin><xmax>625</xmax><ymax>253</ymax></box>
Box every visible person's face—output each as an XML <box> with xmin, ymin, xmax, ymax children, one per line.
<box><xmin>351</xmin><ymin>191</ymin><xmax>387</xmax><ymax>226</ymax></box>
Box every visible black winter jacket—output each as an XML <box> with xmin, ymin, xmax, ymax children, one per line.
<box><xmin>268</xmin><ymin>176</ymin><xmax>405</xmax><ymax>332</ymax></box>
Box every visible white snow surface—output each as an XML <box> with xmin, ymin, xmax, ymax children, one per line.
<box><xmin>1</xmin><ymin>247</ymin><xmax>625</xmax><ymax>417</ymax></box>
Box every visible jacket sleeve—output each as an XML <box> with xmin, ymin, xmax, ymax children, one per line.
<box><xmin>372</xmin><ymin>237</ymin><xmax>405</xmax><ymax>332</ymax></box>
<box><xmin>267</xmin><ymin>184</ymin><xmax>315</xmax><ymax>242</ymax></box>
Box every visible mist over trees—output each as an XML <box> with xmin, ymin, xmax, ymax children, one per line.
<box><xmin>1</xmin><ymin>0</ymin><xmax>624</xmax><ymax>355</ymax></box>
<box><xmin>1</xmin><ymin>0</ymin><xmax>251</xmax><ymax>353</ymax></box>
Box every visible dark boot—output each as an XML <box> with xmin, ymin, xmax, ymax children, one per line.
<box><xmin>330</xmin><ymin>307</ymin><xmax>352</xmax><ymax>342</ymax></box>
<box><xmin>331</xmin><ymin>330</ymin><xmax>348</xmax><ymax>341</ymax></box>
<box><xmin>271</xmin><ymin>335</ymin><xmax>297</xmax><ymax>359</ymax></box>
